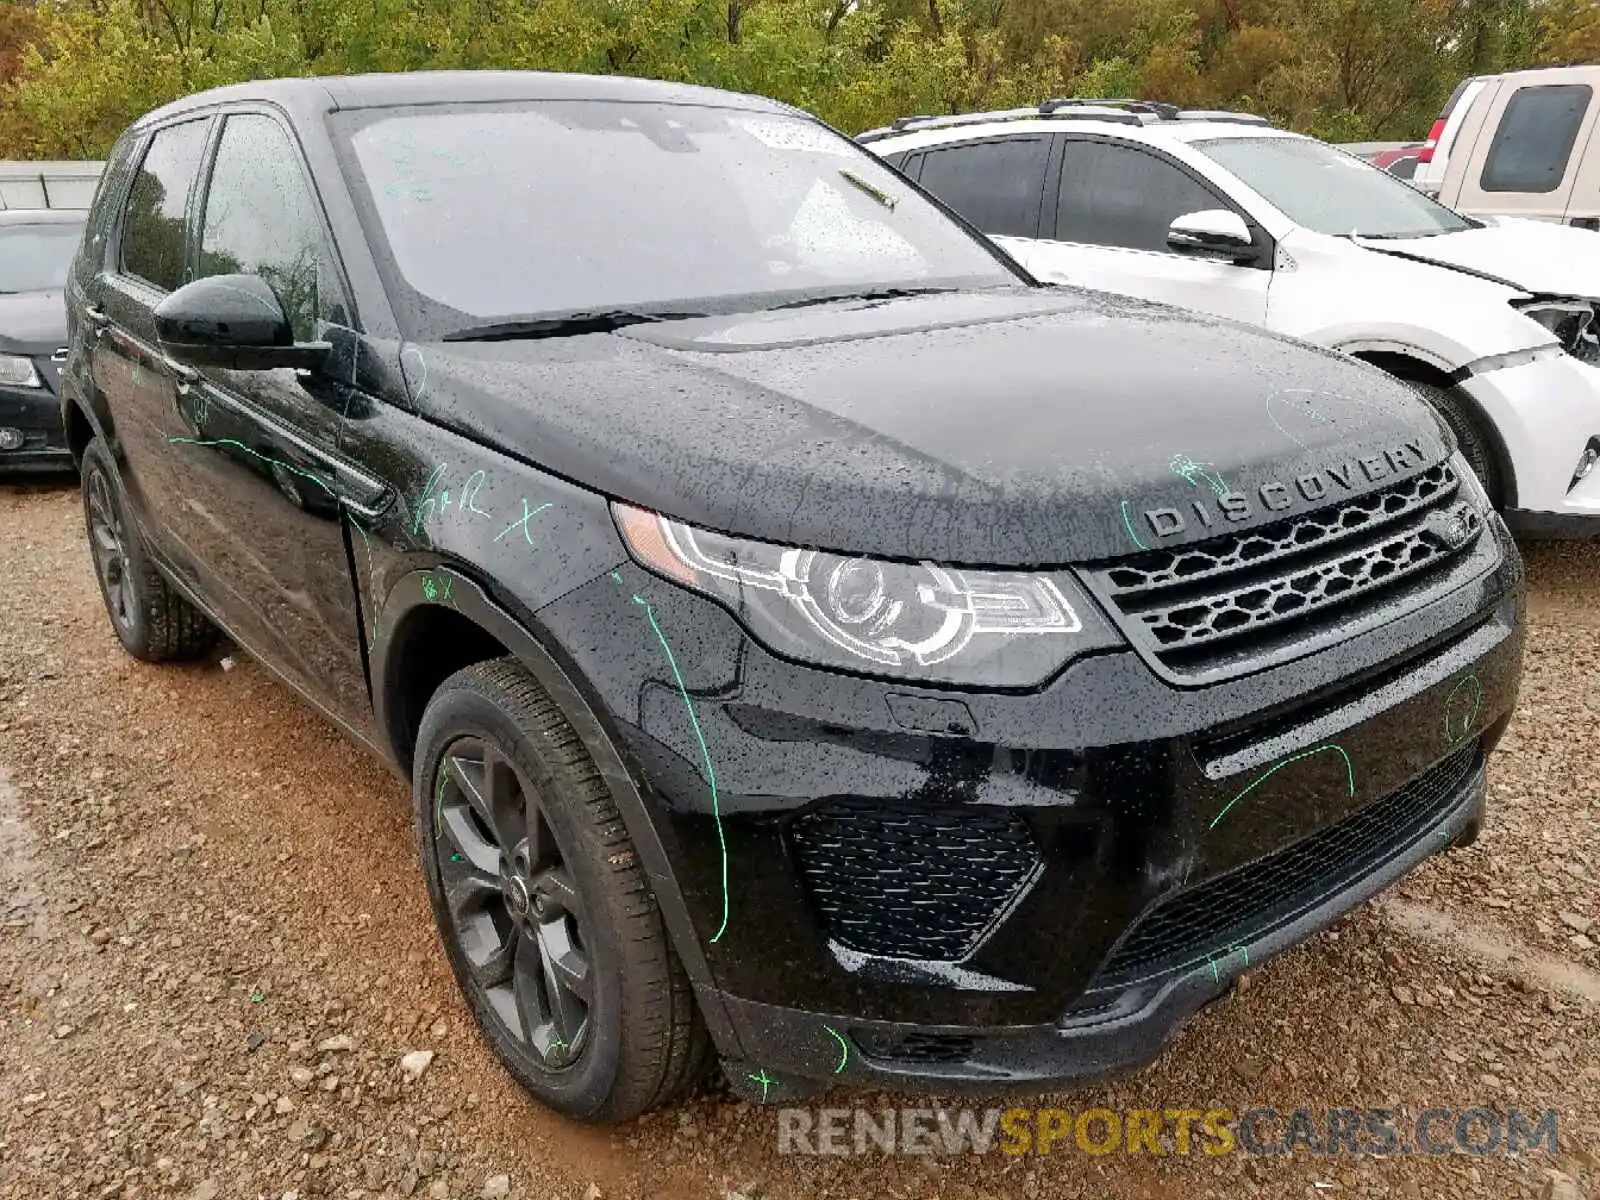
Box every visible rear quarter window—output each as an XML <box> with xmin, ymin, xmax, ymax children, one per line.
<box><xmin>1480</xmin><ymin>84</ymin><xmax>1592</xmax><ymax>193</ymax></box>
<box><xmin>912</xmin><ymin>137</ymin><xmax>1050</xmax><ymax>238</ymax></box>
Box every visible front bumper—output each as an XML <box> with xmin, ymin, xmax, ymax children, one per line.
<box><xmin>0</xmin><ymin>376</ymin><xmax>71</xmax><ymax>472</ymax></box>
<box><xmin>1459</xmin><ymin>353</ymin><xmax>1600</xmax><ymax>529</ymax></box>
<box><xmin>537</xmin><ymin>515</ymin><xmax>1524</xmax><ymax>1094</ymax></box>
<box><xmin>717</xmin><ymin>752</ymin><xmax>1485</xmax><ymax>1095</ymax></box>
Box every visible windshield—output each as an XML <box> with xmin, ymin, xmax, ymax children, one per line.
<box><xmin>0</xmin><ymin>222</ymin><xmax>84</xmax><ymax>293</ymax></box>
<box><xmin>1194</xmin><ymin>137</ymin><xmax>1474</xmax><ymax>239</ymax></box>
<box><xmin>331</xmin><ymin>101</ymin><xmax>1018</xmax><ymax>338</ymax></box>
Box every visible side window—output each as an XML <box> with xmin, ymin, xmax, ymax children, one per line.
<box><xmin>198</xmin><ymin>113</ymin><xmax>331</xmax><ymax>342</ymax></box>
<box><xmin>119</xmin><ymin>119</ymin><xmax>211</xmax><ymax>292</ymax></box>
<box><xmin>912</xmin><ymin>138</ymin><xmax>1049</xmax><ymax>238</ymax></box>
<box><xmin>1480</xmin><ymin>84</ymin><xmax>1592</xmax><ymax>193</ymax></box>
<box><xmin>1056</xmin><ymin>140</ymin><xmax>1227</xmax><ymax>253</ymax></box>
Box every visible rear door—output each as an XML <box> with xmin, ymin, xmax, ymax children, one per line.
<box><xmin>898</xmin><ymin>134</ymin><xmax>1052</xmax><ymax>262</ymax></box>
<box><xmin>1447</xmin><ymin>71</ymin><xmax>1599</xmax><ymax>222</ymax></box>
<box><xmin>165</xmin><ymin>107</ymin><xmax>382</xmax><ymax>731</ymax></box>
<box><xmin>1020</xmin><ymin>136</ymin><xmax>1270</xmax><ymax>323</ymax></box>
<box><xmin>90</xmin><ymin>116</ymin><xmax>214</xmax><ymax>565</ymax></box>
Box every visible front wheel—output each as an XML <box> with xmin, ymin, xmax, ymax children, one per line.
<box><xmin>412</xmin><ymin>658</ymin><xmax>709</xmax><ymax>1124</ymax></box>
<box><xmin>1409</xmin><ymin>382</ymin><xmax>1504</xmax><ymax>509</ymax></box>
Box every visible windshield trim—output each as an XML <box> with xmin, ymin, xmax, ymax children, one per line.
<box><xmin>326</xmin><ymin>99</ymin><xmax>1029</xmax><ymax>341</ymax></box>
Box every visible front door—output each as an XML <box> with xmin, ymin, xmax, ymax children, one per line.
<box><xmin>162</xmin><ymin>108</ymin><xmax>381</xmax><ymax>735</ymax></box>
<box><xmin>1015</xmin><ymin>137</ymin><xmax>1271</xmax><ymax>325</ymax></box>
<box><xmin>90</xmin><ymin>116</ymin><xmax>214</xmax><ymax>577</ymax></box>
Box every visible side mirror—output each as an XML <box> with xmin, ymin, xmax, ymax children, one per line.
<box><xmin>154</xmin><ymin>273</ymin><xmax>330</xmax><ymax>371</ymax></box>
<box><xmin>1166</xmin><ymin>209</ymin><xmax>1256</xmax><ymax>260</ymax></box>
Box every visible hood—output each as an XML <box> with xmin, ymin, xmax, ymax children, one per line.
<box><xmin>407</xmin><ymin>288</ymin><xmax>1449</xmax><ymax>566</ymax></box>
<box><xmin>1359</xmin><ymin>221</ymin><xmax>1600</xmax><ymax>297</ymax></box>
<box><xmin>0</xmin><ymin>290</ymin><xmax>67</xmax><ymax>353</ymax></box>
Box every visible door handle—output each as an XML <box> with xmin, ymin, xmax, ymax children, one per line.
<box><xmin>84</xmin><ymin>304</ymin><xmax>109</xmax><ymax>326</ymax></box>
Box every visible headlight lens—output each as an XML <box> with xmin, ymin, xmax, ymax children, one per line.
<box><xmin>1514</xmin><ymin>297</ymin><xmax>1600</xmax><ymax>364</ymax></box>
<box><xmin>613</xmin><ymin>503</ymin><xmax>1121</xmax><ymax>687</ymax></box>
<box><xmin>0</xmin><ymin>354</ymin><xmax>41</xmax><ymax>388</ymax></box>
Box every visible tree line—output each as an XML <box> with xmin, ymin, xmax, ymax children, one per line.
<box><xmin>1</xmin><ymin>0</ymin><xmax>1596</xmax><ymax>159</ymax></box>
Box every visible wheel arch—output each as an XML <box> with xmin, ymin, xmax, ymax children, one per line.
<box><xmin>1345</xmin><ymin>346</ymin><xmax>1520</xmax><ymax>510</ymax></box>
<box><xmin>372</xmin><ymin>565</ymin><xmax>742</xmax><ymax>1051</ymax></box>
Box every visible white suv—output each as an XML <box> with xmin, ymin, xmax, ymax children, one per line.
<box><xmin>862</xmin><ymin>100</ymin><xmax>1600</xmax><ymax>537</ymax></box>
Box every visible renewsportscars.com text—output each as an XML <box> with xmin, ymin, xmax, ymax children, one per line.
<box><xmin>776</xmin><ymin>1106</ymin><xmax>1560</xmax><ymax>1158</ymax></box>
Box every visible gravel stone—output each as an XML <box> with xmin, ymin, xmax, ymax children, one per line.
<box><xmin>3</xmin><ymin>481</ymin><xmax>1598</xmax><ymax>1200</ymax></box>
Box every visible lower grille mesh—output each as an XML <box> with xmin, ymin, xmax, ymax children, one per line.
<box><xmin>790</xmin><ymin>797</ymin><xmax>1042</xmax><ymax>962</ymax></box>
<box><xmin>1093</xmin><ymin>746</ymin><xmax>1481</xmax><ymax>986</ymax></box>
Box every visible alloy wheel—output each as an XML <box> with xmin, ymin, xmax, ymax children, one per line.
<box><xmin>432</xmin><ymin>738</ymin><xmax>592</xmax><ymax>1068</ymax></box>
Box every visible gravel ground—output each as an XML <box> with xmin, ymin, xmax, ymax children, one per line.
<box><xmin>1</xmin><ymin>479</ymin><xmax>1597</xmax><ymax>1200</ymax></box>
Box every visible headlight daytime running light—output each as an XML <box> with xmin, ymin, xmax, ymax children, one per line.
<box><xmin>613</xmin><ymin>503</ymin><xmax>1120</xmax><ymax>687</ymax></box>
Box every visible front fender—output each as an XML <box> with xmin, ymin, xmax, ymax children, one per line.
<box><xmin>372</xmin><ymin>562</ymin><xmax>744</xmax><ymax>1053</ymax></box>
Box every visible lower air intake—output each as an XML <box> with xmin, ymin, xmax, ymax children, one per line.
<box><xmin>790</xmin><ymin>797</ymin><xmax>1042</xmax><ymax>962</ymax></box>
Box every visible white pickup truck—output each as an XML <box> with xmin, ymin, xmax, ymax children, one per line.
<box><xmin>0</xmin><ymin>160</ymin><xmax>104</xmax><ymax>210</ymax></box>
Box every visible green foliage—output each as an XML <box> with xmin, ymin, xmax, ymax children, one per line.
<box><xmin>0</xmin><ymin>0</ymin><xmax>1589</xmax><ymax>157</ymax></box>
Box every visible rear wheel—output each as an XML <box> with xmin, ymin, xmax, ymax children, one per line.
<box><xmin>413</xmin><ymin>657</ymin><xmax>710</xmax><ymax>1124</ymax></box>
<box><xmin>81</xmin><ymin>436</ymin><xmax>218</xmax><ymax>662</ymax></box>
<box><xmin>1409</xmin><ymin>381</ymin><xmax>1504</xmax><ymax>508</ymax></box>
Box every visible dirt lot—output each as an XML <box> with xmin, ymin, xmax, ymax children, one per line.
<box><xmin>1</xmin><ymin>479</ymin><xmax>1597</xmax><ymax>1200</ymax></box>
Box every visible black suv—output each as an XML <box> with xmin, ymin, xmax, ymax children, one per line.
<box><xmin>62</xmin><ymin>72</ymin><xmax>1524</xmax><ymax>1124</ymax></box>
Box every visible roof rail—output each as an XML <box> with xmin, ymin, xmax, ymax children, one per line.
<box><xmin>1040</xmin><ymin>97</ymin><xmax>1180</xmax><ymax>120</ymax></box>
<box><xmin>1172</xmin><ymin>109</ymin><xmax>1272</xmax><ymax>126</ymax></box>
<box><xmin>857</xmin><ymin>103</ymin><xmax>1146</xmax><ymax>142</ymax></box>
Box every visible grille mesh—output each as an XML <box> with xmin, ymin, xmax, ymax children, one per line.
<box><xmin>1087</xmin><ymin>464</ymin><xmax>1482</xmax><ymax>678</ymax></box>
<box><xmin>790</xmin><ymin>798</ymin><xmax>1042</xmax><ymax>962</ymax></box>
<box><xmin>1092</xmin><ymin>745</ymin><xmax>1481</xmax><ymax>987</ymax></box>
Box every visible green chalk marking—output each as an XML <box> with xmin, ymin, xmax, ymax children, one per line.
<box><xmin>611</xmin><ymin>571</ymin><xmax>624</xmax><ymax>584</ymax></box>
<box><xmin>1443</xmin><ymin>672</ymin><xmax>1484</xmax><ymax>745</ymax></box>
<box><xmin>412</xmin><ymin>463</ymin><xmax>447</xmax><ymax>535</ymax></box>
<box><xmin>747</xmin><ymin>1068</ymin><xmax>775</xmax><ymax>1102</ymax></box>
<box><xmin>632</xmin><ymin>594</ymin><xmax>730</xmax><ymax>944</ymax></box>
<box><xmin>350</xmin><ymin>520</ymin><xmax>380</xmax><ymax>641</ymax></box>
<box><xmin>824</xmin><ymin>1024</ymin><xmax>849</xmax><ymax>1074</ymax></box>
<box><xmin>166</xmin><ymin>436</ymin><xmax>335</xmax><ymax>499</ymax></box>
<box><xmin>461</xmin><ymin>469</ymin><xmax>491</xmax><ymax>517</ymax></box>
<box><xmin>1119</xmin><ymin>500</ymin><xmax>1148</xmax><ymax>551</ymax></box>
<box><xmin>494</xmin><ymin>500</ymin><xmax>553</xmax><ymax>546</ymax></box>
<box><xmin>1209</xmin><ymin>743</ymin><xmax>1354</xmax><ymax>831</ymax></box>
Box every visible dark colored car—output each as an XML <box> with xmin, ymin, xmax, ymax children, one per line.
<box><xmin>61</xmin><ymin>72</ymin><xmax>1524</xmax><ymax>1124</ymax></box>
<box><xmin>0</xmin><ymin>209</ymin><xmax>84</xmax><ymax>470</ymax></box>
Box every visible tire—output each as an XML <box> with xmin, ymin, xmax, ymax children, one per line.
<box><xmin>413</xmin><ymin>657</ymin><xmax>710</xmax><ymax>1124</ymax></box>
<box><xmin>80</xmin><ymin>436</ymin><xmax>219</xmax><ymax>662</ymax></box>
<box><xmin>1408</xmin><ymin>381</ymin><xmax>1504</xmax><ymax>509</ymax></box>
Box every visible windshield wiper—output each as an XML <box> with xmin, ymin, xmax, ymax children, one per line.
<box><xmin>838</xmin><ymin>168</ymin><xmax>898</xmax><ymax>211</ymax></box>
<box><xmin>768</xmin><ymin>286</ymin><xmax>957</xmax><ymax>312</ymax></box>
<box><xmin>441</xmin><ymin>309</ymin><xmax>706</xmax><ymax>342</ymax></box>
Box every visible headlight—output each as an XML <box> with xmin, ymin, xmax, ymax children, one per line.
<box><xmin>613</xmin><ymin>503</ymin><xmax>1121</xmax><ymax>687</ymax></box>
<box><xmin>1513</xmin><ymin>297</ymin><xmax>1600</xmax><ymax>364</ymax></box>
<box><xmin>0</xmin><ymin>354</ymin><xmax>41</xmax><ymax>388</ymax></box>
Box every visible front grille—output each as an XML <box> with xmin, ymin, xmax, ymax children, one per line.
<box><xmin>1085</xmin><ymin>463</ymin><xmax>1483</xmax><ymax>681</ymax></box>
<box><xmin>1090</xmin><ymin>745</ymin><xmax>1481</xmax><ymax>987</ymax></box>
<box><xmin>789</xmin><ymin>797</ymin><xmax>1042</xmax><ymax>961</ymax></box>
<box><xmin>852</xmin><ymin>1030</ymin><xmax>976</xmax><ymax>1064</ymax></box>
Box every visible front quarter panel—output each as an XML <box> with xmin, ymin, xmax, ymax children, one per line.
<box><xmin>1266</xmin><ymin>229</ymin><xmax>1552</xmax><ymax>367</ymax></box>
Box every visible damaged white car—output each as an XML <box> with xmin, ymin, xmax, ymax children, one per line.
<box><xmin>863</xmin><ymin>105</ymin><xmax>1600</xmax><ymax>536</ymax></box>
